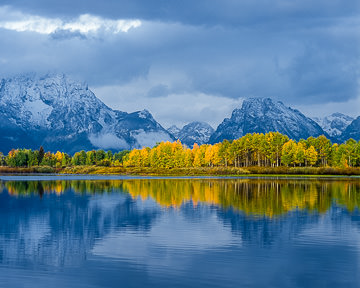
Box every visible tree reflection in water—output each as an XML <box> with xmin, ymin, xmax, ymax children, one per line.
<box><xmin>2</xmin><ymin>178</ymin><xmax>360</xmax><ymax>217</ymax></box>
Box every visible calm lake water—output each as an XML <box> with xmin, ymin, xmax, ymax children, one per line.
<box><xmin>0</xmin><ymin>176</ymin><xmax>360</xmax><ymax>287</ymax></box>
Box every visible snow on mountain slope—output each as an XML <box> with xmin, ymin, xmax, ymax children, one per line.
<box><xmin>0</xmin><ymin>73</ymin><xmax>174</xmax><ymax>153</ymax></box>
<box><xmin>339</xmin><ymin>116</ymin><xmax>360</xmax><ymax>142</ymax></box>
<box><xmin>177</xmin><ymin>122</ymin><xmax>214</xmax><ymax>147</ymax></box>
<box><xmin>167</xmin><ymin>125</ymin><xmax>181</xmax><ymax>139</ymax></box>
<box><xmin>209</xmin><ymin>98</ymin><xmax>326</xmax><ymax>143</ymax></box>
<box><xmin>313</xmin><ymin>113</ymin><xmax>354</xmax><ymax>139</ymax></box>
<box><xmin>167</xmin><ymin>122</ymin><xmax>214</xmax><ymax>147</ymax></box>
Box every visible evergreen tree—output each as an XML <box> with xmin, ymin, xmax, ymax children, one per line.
<box><xmin>38</xmin><ymin>146</ymin><xmax>45</xmax><ymax>164</ymax></box>
<box><xmin>0</xmin><ymin>152</ymin><xmax>4</xmax><ymax>166</ymax></box>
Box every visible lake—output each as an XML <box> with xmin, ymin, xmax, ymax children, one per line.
<box><xmin>0</xmin><ymin>176</ymin><xmax>359</xmax><ymax>287</ymax></box>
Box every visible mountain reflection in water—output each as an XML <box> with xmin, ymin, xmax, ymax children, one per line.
<box><xmin>2</xmin><ymin>178</ymin><xmax>360</xmax><ymax>217</ymax></box>
<box><xmin>0</xmin><ymin>178</ymin><xmax>360</xmax><ymax>287</ymax></box>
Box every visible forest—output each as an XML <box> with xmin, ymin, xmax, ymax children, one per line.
<box><xmin>0</xmin><ymin>132</ymin><xmax>360</xmax><ymax>171</ymax></box>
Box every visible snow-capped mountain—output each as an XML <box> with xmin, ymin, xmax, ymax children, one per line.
<box><xmin>167</xmin><ymin>125</ymin><xmax>181</xmax><ymax>139</ymax></box>
<box><xmin>313</xmin><ymin>113</ymin><xmax>354</xmax><ymax>139</ymax></box>
<box><xmin>339</xmin><ymin>116</ymin><xmax>360</xmax><ymax>142</ymax></box>
<box><xmin>168</xmin><ymin>122</ymin><xmax>214</xmax><ymax>147</ymax></box>
<box><xmin>0</xmin><ymin>73</ymin><xmax>174</xmax><ymax>153</ymax></box>
<box><xmin>209</xmin><ymin>98</ymin><xmax>326</xmax><ymax>144</ymax></box>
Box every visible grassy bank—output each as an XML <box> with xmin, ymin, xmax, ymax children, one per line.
<box><xmin>61</xmin><ymin>166</ymin><xmax>251</xmax><ymax>176</ymax></box>
<box><xmin>0</xmin><ymin>166</ymin><xmax>59</xmax><ymax>174</ymax></box>
<box><xmin>246</xmin><ymin>166</ymin><xmax>360</xmax><ymax>176</ymax></box>
<box><xmin>1</xmin><ymin>166</ymin><xmax>360</xmax><ymax>176</ymax></box>
<box><xmin>61</xmin><ymin>166</ymin><xmax>360</xmax><ymax>176</ymax></box>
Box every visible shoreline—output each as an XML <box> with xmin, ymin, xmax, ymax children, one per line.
<box><xmin>0</xmin><ymin>166</ymin><xmax>360</xmax><ymax>177</ymax></box>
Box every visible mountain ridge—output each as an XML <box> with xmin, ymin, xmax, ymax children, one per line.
<box><xmin>1</xmin><ymin>74</ymin><xmax>358</xmax><ymax>154</ymax></box>
<box><xmin>313</xmin><ymin>113</ymin><xmax>354</xmax><ymax>140</ymax></box>
<box><xmin>209</xmin><ymin>98</ymin><xmax>327</xmax><ymax>144</ymax></box>
<box><xmin>0</xmin><ymin>73</ymin><xmax>174</xmax><ymax>153</ymax></box>
<box><xmin>339</xmin><ymin>116</ymin><xmax>360</xmax><ymax>142</ymax></box>
<box><xmin>168</xmin><ymin>121</ymin><xmax>214</xmax><ymax>147</ymax></box>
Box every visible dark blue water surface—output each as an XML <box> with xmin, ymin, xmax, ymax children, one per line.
<box><xmin>0</xmin><ymin>177</ymin><xmax>360</xmax><ymax>287</ymax></box>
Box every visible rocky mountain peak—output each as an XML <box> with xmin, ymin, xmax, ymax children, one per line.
<box><xmin>168</xmin><ymin>121</ymin><xmax>214</xmax><ymax>147</ymax></box>
<box><xmin>313</xmin><ymin>113</ymin><xmax>354</xmax><ymax>139</ymax></box>
<box><xmin>167</xmin><ymin>125</ymin><xmax>181</xmax><ymax>139</ymax></box>
<box><xmin>339</xmin><ymin>116</ymin><xmax>360</xmax><ymax>142</ymax></box>
<box><xmin>209</xmin><ymin>97</ymin><xmax>326</xmax><ymax>144</ymax></box>
<box><xmin>0</xmin><ymin>73</ymin><xmax>174</xmax><ymax>153</ymax></box>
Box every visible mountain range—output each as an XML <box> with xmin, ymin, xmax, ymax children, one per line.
<box><xmin>0</xmin><ymin>73</ymin><xmax>174</xmax><ymax>154</ymax></box>
<box><xmin>313</xmin><ymin>113</ymin><xmax>354</xmax><ymax>140</ymax></box>
<box><xmin>0</xmin><ymin>73</ymin><xmax>358</xmax><ymax>154</ymax></box>
<box><xmin>339</xmin><ymin>116</ymin><xmax>360</xmax><ymax>142</ymax></box>
<box><xmin>209</xmin><ymin>98</ymin><xmax>326</xmax><ymax>143</ymax></box>
<box><xmin>167</xmin><ymin>122</ymin><xmax>214</xmax><ymax>147</ymax></box>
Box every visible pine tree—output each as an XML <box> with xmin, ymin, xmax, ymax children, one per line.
<box><xmin>38</xmin><ymin>146</ymin><xmax>45</xmax><ymax>164</ymax></box>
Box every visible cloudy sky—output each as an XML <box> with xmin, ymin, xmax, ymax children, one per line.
<box><xmin>0</xmin><ymin>0</ymin><xmax>359</xmax><ymax>128</ymax></box>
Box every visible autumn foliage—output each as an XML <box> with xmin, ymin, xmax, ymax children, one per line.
<box><xmin>1</xmin><ymin>132</ymin><xmax>359</xmax><ymax>169</ymax></box>
<box><xmin>122</xmin><ymin>133</ymin><xmax>360</xmax><ymax>169</ymax></box>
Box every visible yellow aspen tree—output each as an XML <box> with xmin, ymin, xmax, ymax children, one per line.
<box><xmin>140</xmin><ymin>147</ymin><xmax>150</xmax><ymax>167</ymax></box>
<box><xmin>281</xmin><ymin>140</ymin><xmax>297</xmax><ymax>167</ymax></box>
<box><xmin>204</xmin><ymin>145</ymin><xmax>213</xmax><ymax>167</ymax></box>
<box><xmin>295</xmin><ymin>142</ymin><xmax>306</xmax><ymax>166</ymax></box>
<box><xmin>305</xmin><ymin>146</ymin><xmax>318</xmax><ymax>166</ymax></box>
<box><xmin>184</xmin><ymin>148</ymin><xmax>193</xmax><ymax>167</ymax></box>
<box><xmin>211</xmin><ymin>144</ymin><xmax>222</xmax><ymax>166</ymax></box>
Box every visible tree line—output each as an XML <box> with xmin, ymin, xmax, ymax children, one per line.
<box><xmin>0</xmin><ymin>132</ymin><xmax>359</xmax><ymax>168</ymax></box>
<box><xmin>123</xmin><ymin>133</ymin><xmax>360</xmax><ymax>168</ymax></box>
<box><xmin>0</xmin><ymin>146</ymin><xmax>130</xmax><ymax>168</ymax></box>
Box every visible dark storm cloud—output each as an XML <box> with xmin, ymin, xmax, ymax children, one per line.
<box><xmin>0</xmin><ymin>0</ymin><xmax>359</xmax><ymax>124</ymax></box>
<box><xmin>286</xmin><ymin>41</ymin><xmax>359</xmax><ymax>104</ymax></box>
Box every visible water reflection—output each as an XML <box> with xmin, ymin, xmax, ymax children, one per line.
<box><xmin>2</xmin><ymin>178</ymin><xmax>360</xmax><ymax>217</ymax></box>
<box><xmin>0</xmin><ymin>178</ymin><xmax>360</xmax><ymax>288</ymax></box>
<box><xmin>0</xmin><ymin>183</ymin><xmax>159</xmax><ymax>268</ymax></box>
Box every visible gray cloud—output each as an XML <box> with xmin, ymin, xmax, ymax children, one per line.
<box><xmin>3</xmin><ymin>0</ymin><xmax>360</xmax><ymax>26</ymax></box>
<box><xmin>147</xmin><ymin>84</ymin><xmax>170</xmax><ymax>98</ymax></box>
<box><xmin>285</xmin><ymin>38</ymin><xmax>359</xmax><ymax>104</ymax></box>
<box><xmin>50</xmin><ymin>29</ymin><xmax>87</xmax><ymax>40</ymax></box>
<box><xmin>0</xmin><ymin>2</ymin><xmax>359</xmax><ymax>128</ymax></box>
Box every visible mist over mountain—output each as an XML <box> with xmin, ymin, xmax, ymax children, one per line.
<box><xmin>1</xmin><ymin>74</ymin><xmax>358</xmax><ymax>155</ymax></box>
<box><xmin>0</xmin><ymin>73</ymin><xmax>174</xmax><ymax>154</ymax></box>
